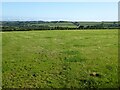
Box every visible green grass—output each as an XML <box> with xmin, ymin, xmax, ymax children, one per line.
<box><xmin>31</xmin><ymin>22</ymin><xmax>77</xmax><ymax>28</ymax></box>
<box><xmin>2</xmin><ymin>29</ymin><xmax>118</xmax><ymax>88</ymax></box>
<box><xmin>0</xmin><ymin>31</ymin><xmax>2</xmax><ymax>89</ymax></box>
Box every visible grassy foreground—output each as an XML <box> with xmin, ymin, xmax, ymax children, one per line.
<box><xmin>0</xmin><ymin>32</ymin><xmax>2</xmax><ymax>89</ymax></box>
<box><xmin>2</xmin><ymin>29</ymin><xmax>118</xmax><ymax>88</ymax></box>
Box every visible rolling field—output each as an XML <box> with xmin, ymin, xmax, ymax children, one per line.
<box><xmin>0</xmin><ymin>32</ymin><xmax>2</xmax><ymax>89</ymax></box>
<box><xmin>2</xmin><ymin>29</ymin><xmax>118</xmax><ymax>88</ymax></box>
<box><xmin>31</xmin><ymin>22</ymin><xmax>77</xmax><ymax>28</ymax></box>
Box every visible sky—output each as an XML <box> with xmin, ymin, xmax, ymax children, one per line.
<box><xmin>1</xmin><ymin>0</ymin><xmax>120</xmax><ymax>2</ymax></box>
<box><xmin>118</xmin><ymin>2</ymin><xmax>120</xmax><ymax>21</ymax></box>
<box><xmin>2</xmin><ymin>2</ymin><xmax>118</xmax><ymax>21</ymax></box>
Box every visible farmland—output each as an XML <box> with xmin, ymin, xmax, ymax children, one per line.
<box><xmin>2</xmin><ymin>29</ymin><xmax>118</xmax><ymax>88</ymax></box>
<box><xmin>0</xmin><ymin>31</ymin><xmax>2</xmax><ymax>89</ymax></box>
<box><xmin>2</xmin><ymin>21</ymin><xmax>119</xmax><ymax>31</ymax></box>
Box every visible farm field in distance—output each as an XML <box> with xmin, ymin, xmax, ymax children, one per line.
<box><xmin>2</xmin><ymin>29</ymin><xmax>118</xmax><ymax>88</ymax></box>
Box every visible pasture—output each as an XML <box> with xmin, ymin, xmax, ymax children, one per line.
<box><xmin>31</xmin><ymin>22</ymin><xmax>77</xmax><ymax>28</ymax></box>
<box><xmin>2</xmin><ymin>29</ymin><xmax>118</xmax><ymax>88</ymax></box>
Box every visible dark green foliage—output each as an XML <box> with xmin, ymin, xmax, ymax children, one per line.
<box><xmin>1</xmin><ymin>21</ymin><xmax>119</xmax><ymax>31</ymax></box>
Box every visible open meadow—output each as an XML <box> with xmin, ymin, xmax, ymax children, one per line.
<box><xmin>2</xmin><ymin>29</ymin><xmax>118</xmax><ymax>88</ymax></box>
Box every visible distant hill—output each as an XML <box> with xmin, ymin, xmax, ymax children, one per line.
<box><xmin>1</xmin><ymin>21</ymin><xmax>119</xmax><ymax>31</ymax></box>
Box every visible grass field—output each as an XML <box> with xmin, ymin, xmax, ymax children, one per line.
<box><xmin>0</xmin><ymin>32</ymin><xmax>2</xmax><ymax>89</ymax></box>
<box><xmin>2</xmin><ymin>29</ymin><xmax>118</xmax><ymax>88</ymax></box>
<box><xmin>31</xmin><ymin>22</ymin><xmax>77</xmax><ymax>28</ymax></box>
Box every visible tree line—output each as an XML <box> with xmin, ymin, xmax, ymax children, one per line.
<box><xmin>1</xmin><ymin>21</ymin><xmax>120</xmax><ymax>31</ymax></box>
